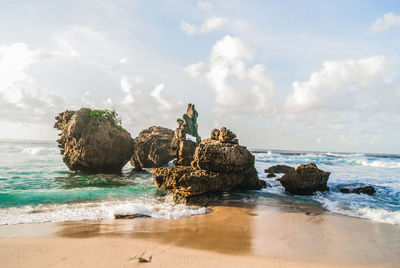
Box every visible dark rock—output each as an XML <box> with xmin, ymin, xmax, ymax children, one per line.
<box><xmin>259</xmin><ymin>180</ymin><xmax>267</xmax><ymax>188</ymax></box>
<box><xmin>279</xmin><ymin>163</ymin><xmax>330</xmax><ymax>195</ymax></box>
<box><xmin>265</xmin><ymin>165</ymin><xmax>295</xmax><ymax>174</ymax></box>
<box><xmin>130</xmin><ymin>126</ymin><xmax>174</xmax><ymax>170</ymax></box>
<box><xmin>339</xmin><ymin>188</ymin><xmax>351</xmax><ymax>194</ymax></box>
<box><xmin>267</xmin><ymin>173</ymin><xmax>276</xmax><ymax>178</ymax></box>
<box><xmin>340</xmin><ymin>186</ymin><xmax>376</xmax><ymax>196</ymax></box>
<box><xmin>114</xmin><ymin>213</ymin><xmax>151</xmax><ymax>219</ymax></box>
<box><xmin>54</xmin><ymin>108</ymin><xmax>134</xmax><ymax>174</ymax></box>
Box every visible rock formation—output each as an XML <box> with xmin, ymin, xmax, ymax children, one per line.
<box><xmin>340</xmin><ymin>185</ymin><xmax>376</xmax><ymax>196</ymax></box>
<box><xmin>54</xmin><ymin>108</ymin><xmax>134</xmax><ymax>174</ymax></box>
<box><xmin>278</xmin><ymin>163</ymin><xmax>330</xmax><ymax>195</ymax></box>
<box><xmin>130</xmin><ymin>126</ymin><xmax>174</xmax><ymax>170</ymax></box>
<box><xmin>152</xmin><ymin>127</ymin><xmax>265</xmax><ymax>204</ymax></box>
<box><xmin>265</xmin><ymin>165</ymin><xmax>295</xmax><ymax>174</ymax></box>
<box><xmin>170</xmin><ymin>104</ymin><xmax>202</xmax><ymax>166</ymax></box>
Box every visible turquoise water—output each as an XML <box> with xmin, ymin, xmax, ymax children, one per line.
<box><xmin>0</xmin><ymin>141</ymin><xmax>399</xmax><ymax>225</ymax></box>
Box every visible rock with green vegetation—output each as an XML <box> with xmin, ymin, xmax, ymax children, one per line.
<box><xmin>54</xmin><ymin>108</ymin><xmax>134</xmax><ymax>174</ymax></box>
<box><xmin>130</xmin><ymin>126</ymin><xmax>175</xmax><ymax>170</ymax></box>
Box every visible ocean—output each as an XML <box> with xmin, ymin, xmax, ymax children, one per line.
<box><xmin>0</xmin><ymin>140</ymin><xmax>399</xmax><ymax>225</ymax></box>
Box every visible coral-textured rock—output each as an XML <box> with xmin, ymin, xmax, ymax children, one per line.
<box><xmin>218</xmin><ymin>127</ymin><xmax>238</xmax><ymax>144</ymax></box>
<box><xmin>192</xmin><ymin>139</ymin><xmax>254</xmax><ymax>173</ymax></box>
<box><xmin>265</xmin><ymin>165</ymin><xmax>295</xmax><ymax>174</ymax></box>
<box><xmin>279</xmin><ymin>163</ymin><xmax>330</xmax><ymax>195</ymax></box>
<box><xmin>54</xmin><ymin>108</ymin><xmax>134</xmax><ymax>174</ymax></box>
<box><xmin>130</xmin><ymin>126</ymin><xmax>174</xmax><ymax>170</ymax></box>
<box><xmin>153</xmin><ymin>126</ymin><xmax>264</xmax><ymax>204</ymax></box>
<box><xmin>340</xmin><ymin>185</ymin><xmax>376</xmax><ymax>196</ymax></box>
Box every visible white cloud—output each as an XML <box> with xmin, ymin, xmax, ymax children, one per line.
<box><xmin>185</xmin><ymin>35</ymin><xmax>276</xmax><ymax>116</ymax></box>
<box><xmin>150</xmin><ymin>84</ymin><xmax>173</xmax><ymax>111</ymax></box>
<box><xmin>370</xmin><ymin>12</ymin><xmax>400</xmax><ymax>32</ymax></box>
<box><xmin>181</xmin><ymin>16</ymin><xmax>228</xmax><ymax>35</ymax></box>
<box><xmin>197</xmin><ymin>1</ymin><xmax>213</xmax><ymax>12</ymax></box>
<box><xmin>284</xmin><ymin>55</ymin><xmax>390</xmax><ymax>113</ymax></box>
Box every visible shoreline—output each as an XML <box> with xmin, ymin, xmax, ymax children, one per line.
<box><xmin>1</xmin><ymin>199</ymin><xmax>399</xmax><ymax>267</ymax></box>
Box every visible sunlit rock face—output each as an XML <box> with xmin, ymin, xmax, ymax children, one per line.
<box><xmin>54</xmin><ymin>108</ymin><xmax>134</xmax><ymax>174</ymax></box>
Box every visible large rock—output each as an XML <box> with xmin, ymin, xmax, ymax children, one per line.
<box><xmin>130</xmin><ymin>126</ymin><xmax>174</xmax><ymax>170</ymax></box>
<box><xmin>152</xmin><ymin>127</ymin><xmax>264</xmax><ymax>204</ymax></box>
<box><xmin>279</xmin><ymin>163</ymin><xmax>330</xmax><ymax>195</ymax></box>
<box><xmin>54</xmin><ymin>108</ymin><xmax>134</xmax><ymax>174</ymax></box>
<box><xmin>192</xmin><ymin>139</ymin><xmax>254</xmax><ymax>173</ymax></box>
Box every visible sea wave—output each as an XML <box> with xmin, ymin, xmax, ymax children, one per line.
<box><xmin>313</xmin><ymin>192</ymin><xmax>400</xmax><ymax>225</ymax></box>
<box><xmin>0</xmin><ymin>199</ymin><xmax>208</xmax><ymax>225</ymax></box>
<box><xmin>0</xmin><ymin>145</ymin><xmax>58</xmax><ymax>155</ymax></box>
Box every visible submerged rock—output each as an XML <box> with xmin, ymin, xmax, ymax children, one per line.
<box><xmin>152</xmin><ymin>127</ymin><xmax>264</xmax><ymax>204</ymax></box>
<box><xmin>114</xmin><ymin>213</ymin><xmax>151</xmax><ymax>219</ymax></box>
<box><xmin>265</xmin><ymin>165</ymin><xmax>295</xmax><ymax>174</ymax></box>
<box><xmin>54</xmin><ymin>108</ymin><xmax>134</xmax><ymax>174</ymax></box>
<box><xmin>279</xmin><ymin>163</ymin><xmax>330</xmax><ymax>195</ymax></box>
<box><xmin>130</xmin><ymin>126</ymin><xmax>174</xmax><ymax>170</ymax></box>
<box><xmin>340</xmin><ymin>185</ymin><xmax>376</xmax><ymax>196</ymax></box>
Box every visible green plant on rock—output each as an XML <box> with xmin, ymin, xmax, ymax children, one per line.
<box><xmin>87</xmin><ymin>109</ymin><xmax>125</xmax><ymax>131</ymax></box>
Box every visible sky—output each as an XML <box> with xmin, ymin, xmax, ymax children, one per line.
<box><xmin>0</xmin><ymin>0</ymin><xmax>399</xmax><ymax>153</ymax></box>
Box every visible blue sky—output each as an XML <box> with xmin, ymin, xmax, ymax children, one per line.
<box><xmin>0</xmin><ymin>0</ymin><xmax>399</xmax><ymax>153</ymax></box>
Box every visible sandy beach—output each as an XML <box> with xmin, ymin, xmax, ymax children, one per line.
<box><xmin>1</xmin><ymin>198</ymin><xmax>399</xmax><ymax>268</ymax></box>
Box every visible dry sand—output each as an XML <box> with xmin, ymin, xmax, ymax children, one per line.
<box><xmin>0</xmin><ymin>198</ymin><xmax>399</xmax><ymax>267</ymax></box>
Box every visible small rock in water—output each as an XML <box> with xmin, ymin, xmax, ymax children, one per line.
<box><xmin>279</xmin><ymin>163</ymin><xmax>330</xmax><ymax>195</ymax></box>
<box><xmin>114</xmin><ymin>213</ymin><xmax>151</xmax><ymax>219</ymax></box>
<box><xmin>340</xmin><ymin>185</ymin><xmax>376</xmax><ymax>196</ymax></box>
<box><xmin>267</xmin><ymin>173</ymin><xmax>276</xmax><ymax>178</ymax></box>
<box><xmin>265</xmin><ymin>165</ymin><xmax>295</xmax><ymax>174</ymax></box>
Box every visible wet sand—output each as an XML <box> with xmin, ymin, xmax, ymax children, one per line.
<box><xmin>0</xmin><ymin>198</ymin><xmax>399</xmax><ymax>267</ymax></box>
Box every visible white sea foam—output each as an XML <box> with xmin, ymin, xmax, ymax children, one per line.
<box><xmin>355</xmin><ymin>159</ymin><xmax>400</xmax><ymax>169</ymax></box>
<box><xmin>0</xmin><ymin>200</ymin><xmax>208</xmax><ymax>225</ymax></box>
<box><xmin>0</xmin><ymin>145</ymin><xmax>57</xmax><ymax>155</ymax></box>
<box><xmin>313</xmin><ymin>194</ymin><xmax>400</xmax><ymax>225</ymax></box>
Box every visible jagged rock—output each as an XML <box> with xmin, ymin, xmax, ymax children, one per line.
<box><xmin>182</xmin><ymin>103</ymin><xmax>201</xmax><ymax>143</ymax></box>
<box><xmin>279</xmin><ymin>163</ymin><xmax>330</xmax><ymax>195</ymax></box>
<box><xmin>265</xmin><ymin>165</ymin><xmax>295</xmax><ymax>174</ymax></box>
<box><xmin>54</xmin><ymin>108</ymin><xmax>134</xmax><ymax>174</ymax></box>
<box><xmin>170</xmin><ymin>104</ymin><xmax>202</xmax><ymax>166</ymax></box>
<box><xmin>192</xmin><ymin>139</ymin><xmax>254</xmax><ymax>173</ymax></box>
<box><xmin>267</xmin><ymin>173</ymin><xmax>276</xmax><ymax>178</ymax></box>
<box><xmin>130</xmin><ymin>126</ymin><xmax>174</xmax><ymax>170</ymax></box>
<box><xmin>218</xmin><ymin>127</ymin><xmax>238</xmax><ymax>144</ymax></box>
<box><xmin>340</xmin><ymin>186</ymin><xmax>376</xmax><ymax>196</ymax></box>
<box><xmin>153</xmin><ymin>127</ymin><xmax>264</xmax><ymax>204</ymax></box>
